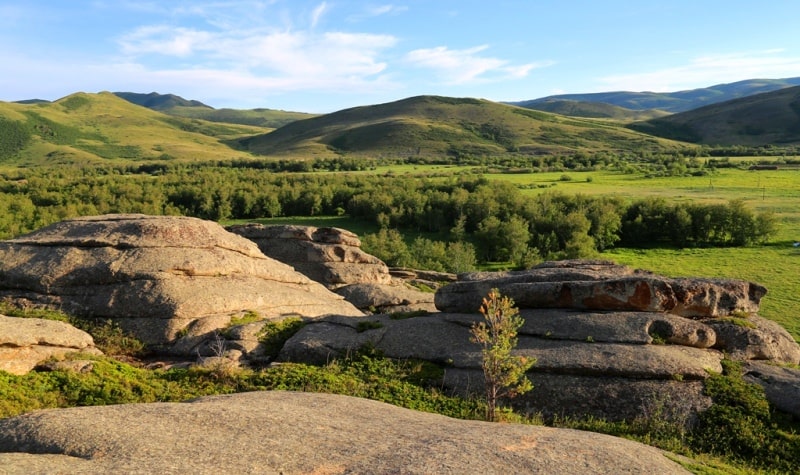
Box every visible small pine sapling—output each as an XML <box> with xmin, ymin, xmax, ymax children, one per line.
<box><xmin>470</xmin><ymin>288</ymin><xmax>535</xmax><ymax>422</ymax></box>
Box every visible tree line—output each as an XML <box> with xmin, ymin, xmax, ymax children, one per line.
<box><xmin>0</xmin><ymin>163</ymin><xmax>776</xmax><ymax>271</ymax></box>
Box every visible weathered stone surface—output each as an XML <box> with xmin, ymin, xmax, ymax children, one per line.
<box><xmin>0</xmin><ymin>391</ymin><xmax>690</xmax><ymax>475</ymax></box>
<box><xmin>280</xmin><ymin>311</ymin><xmax>723</xmax><ymax>421</ymax></box>
<box><xmin>436</xmin><ymin>260</ymin><xmax>765</xmax><ymax>317</ymax></box>
<box><xmin>0</xmin><ymin>215</ymin><xmax>362</xmax><ymax>349</ymax></box>
<box><xmin>334</xmin><ymin>282</ymin><xmax>437</xmax><ymax>314</ymax></box>
<box><xmin>0</xmin><ymin>315</ymin><xmax>101</xmax><ymax>375</ymax></box>
<box><xmin>227</xmin><ymin>223</ymin><xmax>393</xmax><ymax>288</ymax></box>
<box><xmin>444</xmin><ymin>369</ymin><xmax>712</xmax><ymax>422</ymax></box>
<box><xmin>743</xmin><ymin>361</ymin><xmax>800</xmax><ymax>418</ymax></box>
<box><xmin>705</xmin><ymin>316</ymin><xmax>800</xmax><ymax>364</ymax></box>
<box><xmin>510</xmin><ymin>309</ymin><xmax>716</xmax><ymax>347</ymax></box>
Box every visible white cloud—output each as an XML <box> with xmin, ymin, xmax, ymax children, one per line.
<box><xmin>310</xmin><ymin>2</ymin><xmax>328</xmax><ymax>29</ymax></box>
<box><xmin>346</xmin><ymin>4</ymin><xmax>408</xmax><ymax>22</ymax></box>
<box><xmin>368</xmin><ymin>4</ymin><xmax>407</xmax><ymax>16</ymax></box>
<box><xmin>405</xmin><ymin>45</ymin><xmax>542</xmax><ymax>85</ymax></box>
<box><xmin>598</xmin><ymin>51</ymin><xmax>800</xmax><ymax>92</ymax></box>
<box><xmin>120</xmin><ymin>26</ymin><xmax>214</xmax><ymax>57</ymax></box>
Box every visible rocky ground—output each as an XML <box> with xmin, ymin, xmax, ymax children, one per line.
<box><xmin>0</xmin><ymin>391</ymin><xmax>690</xmax><ymax>475</ymax></box>
<box><xmin>1</xmin><ymin>214</ymin><xmax>799</xmax><ymax>473</ymax></box>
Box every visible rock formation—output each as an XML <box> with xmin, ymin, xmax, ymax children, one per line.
<box><xmin>226</xmin><ymin>224</ymin><xmax>392</xmax><ymax>288</ymax></box>
<box><xmin>281</xmin><ymin>260</ymin><xmax>800</xmax><ymax>422</ymax></box>
<box><xmin>228</xmin><ymin>223</ymin><xmax>438</xmax><ymax>313</ymax></box>
<box><xmin>0</xmin><ymin>391</ymin><xmax>690</xmax><ymax>474</ymax></box>
<box><xmin>0</xmin><ymin>315</ymin><xmax>101</xmax><ymax>375</ymax></box>
<box><xmin>0</xmin><ymin>215</ymin><xmax>362</xmax><ymax>354</ymax></box>
<box><xmin>334</xmin><ymin>282</ymin><xmax>438</xmax><ymax>314</ymax></box>
<box><xmin>435</xmin><ymin>260</ymin><xmax>767</xmax><ymax>317</ymax></box>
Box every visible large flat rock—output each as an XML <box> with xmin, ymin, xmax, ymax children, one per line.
<box><xmin>436</xmin><ymin>260</ymin><xmax>766</xmax><ymax>317</ymax></box>
<box><xmin>0</xmin><ymin>215</ymin><xmax>362</xmax><ymax>348</ymax></box>
<box><xmin>0</xmin><ymin>391</ymin><xmax>689</xmax><ymax>475</ymax></box>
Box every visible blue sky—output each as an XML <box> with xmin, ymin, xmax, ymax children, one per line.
<box><xmin>2</xmin><ymin>1</ymin><xmax>800</xmax><ymax>113</ymax></box>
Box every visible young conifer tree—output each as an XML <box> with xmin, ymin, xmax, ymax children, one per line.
<box><xmin>470</xmin><ymin>288</ymin><xmax>535</xmax><ymax>422</ymax></box>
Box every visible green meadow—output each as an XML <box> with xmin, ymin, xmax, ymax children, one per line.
<box><xmin>320</xmin><ymin>163</ymin><xmax>800</xmax><ymax>338</ymax></box>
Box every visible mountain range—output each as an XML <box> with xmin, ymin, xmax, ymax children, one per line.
<box><xmin>2</xmin><ymin>77</ymin><xmax>799</xmax><ymax>166</ymax></box>
<box><xmin>511</xmin><ymin>77</ymin><xmax>800</xmax><ymax>113</ymax></box>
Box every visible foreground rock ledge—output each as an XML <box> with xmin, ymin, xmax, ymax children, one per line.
<box><xmin>0</xmin><ymin>214</ymin><xmax>362</xmax><ymax>349</ymax></box>
<box><xmin>0</xmin><ymin>391</ymin><xmax>689</xmax><ymax>475</ymax></box>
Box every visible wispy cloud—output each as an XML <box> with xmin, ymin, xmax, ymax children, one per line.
<box><xmin>598</xmin><ymin>50</ymin><xmax>800</xmax><ymax>92</ymax></box>
<box><xmin>347</xmin><ymin>3</ymin><xmax>408</xmax><ymax>21</ymax></box>
<box><xmin>310</xmin><ymin>2</ymin><xmax>328</xmax><ymax>29</ymax></box>
<box><xmin>405</xmin><ymin>45</ymin><xmax>544</xmax><ymax>85</ymax></box>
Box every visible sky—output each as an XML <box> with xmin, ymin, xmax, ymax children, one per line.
<box><xmin>2</xmin><ymin>1</ymin><xmax>800</xmax><ymax>113</ymax></box>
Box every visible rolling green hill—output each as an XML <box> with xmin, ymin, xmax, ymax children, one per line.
<box><xmin>513</xmin><ymin>77</ymin><xmax>800</xmax><ymax>113</ymax></box>
<box><xmin>0</xmin><ymin>92</ymin><xmax>270</xmax><ymax>166</ymax></box>
<box><xmin>519</xmin><ymin>99</ymin><xmax>669</xmax><ymax>121</ymax></box>
<box><xmin>628</xmin><ymin>86</ymin><xmax>800</xmax><ymax>146</ymax></box>
<box><xmin>113</xmin><ymin>92</ymin><xmax>317</xmax><ymax>128</ymax></box>
<box><xmin>235</xmin><ymin>95</ymin><xmax>691</xmax><ymax>159</ymax></box>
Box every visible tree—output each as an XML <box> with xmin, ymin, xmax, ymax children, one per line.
<box><xmin>470</xmin><ymin>289</ymin><xmax>535</xmax><ymax>422</ymax></box>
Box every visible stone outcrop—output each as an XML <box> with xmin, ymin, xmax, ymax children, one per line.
<box><xmin>743</xmin><ymin>361</ymin><xmax>800</xmax><ymax>418</ymax></box>
<box><xmin>0</xmin><ymin>391</ymin><xmax>690</xmax><ymax>475</ymax></box>
<box><xmin>334</xmin><ymin>282</ymin><xmax>437</xmax><ymax>314</ymax></box>
<box><xmin>436</xmin><ymin>260</ymin><xmax>767</xmax><ymax>317</ymax></box>
<box><xmin>279</xmin><ymin>312</ymin><xmax>718</xmax><ymax>421</ymax></box>
<box><xmin>280</xmin><ymin>259</ymin><xmax>799</xmax><ymax>423</ymax></box>
<box><xmin>227</xmin><ymin>224</ymin><xmax>393</xmax><ymax>289</ymax></box>
<box><xmin>0</xmin><ymin>215</ymin><xmax>362</xmax><ymax>353</ymax></box>
<box><xmin>0</xmin><ymin>315</ymin><xmax>101</xmax><ymax>375</ymax></box>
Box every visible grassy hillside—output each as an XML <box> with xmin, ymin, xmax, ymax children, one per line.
<box><xmin>236</xmin><ymin>95</ymin><xmax>692</xmax><ymax>159</ymax></box>
<box><xmin>628</xmin><ymin>86</ymin><xmax>800</xmax><ymax>146</ymax></box>
<box><xmin>114</xmin><ymin>91</ymin><xmax>317</xmax><ymax>128</ymax></box>
<box><xmin>513</xmin><ymin>77</ymin><xmax>800</xmax><ymax>113</ymax></box>
<box><xmin>0</xmin><ymin>92</ymin><xmax>270</xmax><ymax>166</ymax></box>
<box><xmin>519</xmin><ymin>99</ymin><xmax>669</xmax><ymax>121</ymax></box>
<box><xmin>164</xmin><ymin>106</ymin><xmax>317</xmax><ymax>128</ymax></box>
<box><xmin>112</xmin><ymin>92</ymin><xmax>212</xmax><ymax>110</ymax></box>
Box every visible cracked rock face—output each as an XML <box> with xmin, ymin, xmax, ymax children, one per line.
<box><xmin>0</xmin><ymin>315</ymin><xmax>101</xmax><ymax>375</ymax></box>
<box><xmin>436</xmin><ymin>260</ymin><xmax>766</xmax><ymax>317</ymax></box>
<box><xmin>227</xmin><ymin>224</ymin><xmax>393</xmax><ymax>289</ymax></box>
<box><xmin>0</xmin><ymin>214</ymin><xmax>362</xmax><ymax>349</ymax></box>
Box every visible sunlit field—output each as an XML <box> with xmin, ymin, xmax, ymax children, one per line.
<box><xmin>348</xmin><ymin>163</ymin><xmax>800</xmax><ymax>339</ymax></box>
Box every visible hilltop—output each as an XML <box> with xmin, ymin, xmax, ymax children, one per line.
<box><xmin>517</xmin><ymin>99</ymin><xmax>669</xmax><ymax>121</ymax></box>
<box><xmin>0</xmin><ymin>92</ymin><xmax>269</xmax><ymax>165</ymax></box>
<box><xmin>628</xmin><ymin>85</ymin><xmax>800</xmax><ymax>146</ymax></box>
<box><xmin>114</xmin><ymin>91</ymin><xmax>318</xmax><ymax>128</ymax></box>
<box><xmin>512</xmin><ymin>77</ymin><xmax>800</xmax><ymax>113</ymax></box>
<box><xmin>235</xmin><ymin>95</ymin><xmax>689</xmax><ymax>159</ymax></box>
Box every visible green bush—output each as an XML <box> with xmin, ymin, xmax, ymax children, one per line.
<box><xmin>691</xmin><ymin>360</ymin><xmax>800</xmax><ymax>472</ymax></box>
<box><xmin>256</xmin><ymin>317</ymin><xmax>306</xmax><ymax>359</ymax></box>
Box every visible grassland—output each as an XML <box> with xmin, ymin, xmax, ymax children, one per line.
<box><xmin>317</xmin><ymin>163</ymin><xmax>800</xmax><ymax>338</ymax></box>
<box><xmin>0</xmin><ymin>92</ymin><xmax>270</xmax><ymax>166</ymax></box>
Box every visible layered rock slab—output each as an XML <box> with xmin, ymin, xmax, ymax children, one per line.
<box><xmin>227</xmin><ymin>224</ymin><xmax>393</xmax><ymax>289</ymax></box>
<box><xmin>0</xmin><ymin>391</ymin><xmax>689</xmax><ymax>475</ymax></box>
<box><xmin>0</xmin><ymin>215</ymin><xmax>362</xmax><ymax>349</ymax></box>
<box><xmin>0</xmin><ymin>315</ymin><xmax>101</xmax><ymax>375</ymax></box>
<box><xmin>279</xmin><ymin>311</ymin><xmax>721</xmax><ymax>421</ymax></box>
<box><xmin>436</xmin><ymin>260</ymin><xmax>766</xmax><ymax>317</ymax></box>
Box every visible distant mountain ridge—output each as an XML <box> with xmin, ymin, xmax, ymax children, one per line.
<box><xmin>512</xmin><ymin>77</ymin><xmax>800</xmax><ymax>113</ymax></box>
<box><xmin>519</xmin><ymin>99</ymin><xmax>669</xmax><ymax>121</ymax></box>
<box><xmin>113</xmin><ymin>92</ymin><xmax>212</xmax><ymax>110</ymax></box>
<box><xmin>112</xmin><ymin>91</ymin><xmax>316</xmax><ymax>128</ymax></box>
<box><xmin>628</xmin><ymin>85</ymin><xmax>800</xmax><ymax>146</ymax></box>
